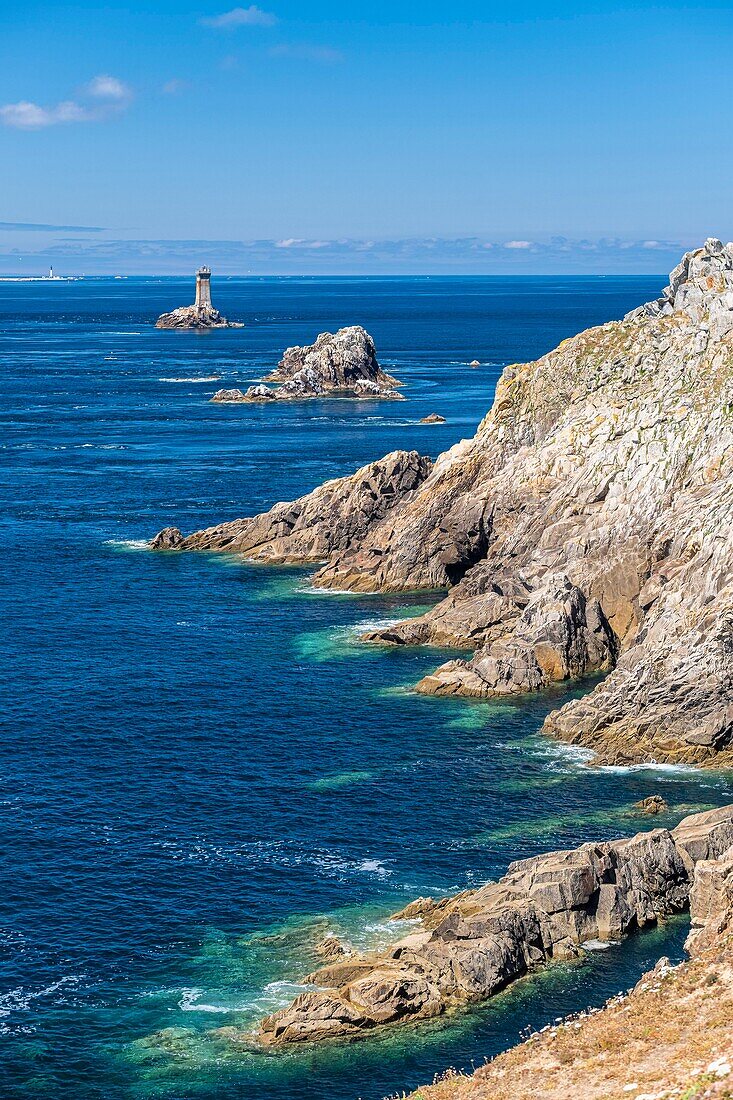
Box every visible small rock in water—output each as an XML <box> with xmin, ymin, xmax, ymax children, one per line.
<box><xmin>420</xmin><ymin>413</ymin><xmax>446</xmax><ymax>424</ymax></box>
<box><xmin>150</xmin><ymin>527</ymin><xmax>184</xmax><ymax>550</ymax></box>
<box><xmin>211</xmin><ymin>388</ymin><xmax>247</xmax><ymax>403</ymax></box>
<box><xmin>315</xmin><ymin>935</ymin><xmax>351</xmax><ymax>961</ymax></box>
<box><xmin>469</xmin><ymin>359</ymin><xmax>481</xmax><ymax>367</ymax></box>
<box><xmin>633</xmin><ymin>795</ymin><xmax>669</xmax><ymax>815</ymax></box>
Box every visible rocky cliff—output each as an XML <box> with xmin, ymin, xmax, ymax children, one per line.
<box><xmin>152</xmin><ymin>240</ymin><xmax>733</xmax><ymax>766</ymax></box>
<box><xmin>257</xmin><ymin>806</ymin><xmax>733</xmax><ymax>1046</ymax></box>
<box><xmin>408</xmin><ymin>826</ymin><xmax>733</xmax><ymax>1100</ymax></box>
<box><xmin>217</xmin><ymin>325</ymin><xmax>404</xmax><ymax>402</ymax></box>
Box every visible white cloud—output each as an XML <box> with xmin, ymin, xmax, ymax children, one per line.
<box><xmin>269</xmin><ymin>43</ymin><xmax>344</xmax><ymax>63</ymax></box>
<box><xmin>0</xmin><ymin>74</ymin><xmax>132</xmax><ymax>129</ymax></box>
<box><xmin>202</xmin><ymin>5</ymin><xmax>277</xmax><ymax>28</ymax></box>
<box><xmin>275</xmin><ymin>239</ymin><xmax>333</xmax><ymax>249</ymax></box>
<box><xmin>504</xmin><ymin>239</ymin><xmax>534</xmax><ymax>249</ymax></box>
<box><xmin>0</xmin><ymin>99</ymin><xmax>92</xmax><ymax>129</ymax></box>
<box><xmin>85</xmin><ymin>74</ymin><xmax>131</xmax><ymax>101</ymax></box>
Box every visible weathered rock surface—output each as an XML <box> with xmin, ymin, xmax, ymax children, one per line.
<box><xmin>256</xmin><ymin>806</ymin><xmax>733</xmax><ymax>1045</ymax></box>
<box><xmin>632</xmin><ymin>794</ymin><xmax>669</xmax><ymax>816</ymax></box>
<box><xmin>687</xmin><ymin>848</ymin><xmax>733</xmax><ymax>957</ymax></box>
<box><xmin>420</xmin><ymin>413</ymin><xmax>447</xmax><ymax>424</ymax></box>
<box><xmin>409</xmin><ymin>901</ymin><xmax>733</xmax><ymax>1100</ymax></box>
<box><xmin>241</xmin><ymin>326</ymin><xmax>404</xmax><ymax>401</ymax></box>
<box><xmin>211</xmin><ymin>388</ymin><xmax>248</xmax><ymax>403</ymax></box>
<box><xmin>150</xmin><ymin>450</ymin><xmax>431</xmax><ymax>559</ymax></box>
<box><xmin>155</xmin><ymin>304</ymin><xmax>242</xmax><ymax>330</ymax></box>
<box><xmin>152</xmin><ymin>240</ymin><xmax>733</xmax><ymax>764</ymax></box>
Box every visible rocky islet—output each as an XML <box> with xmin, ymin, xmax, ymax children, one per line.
<box><xmin>210</xmin><ymin>325</ymin><xmax>404</xmax><ymax>403</ymax></box>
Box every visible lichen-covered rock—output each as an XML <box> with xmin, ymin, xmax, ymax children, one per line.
<box><xmin>155</xmin><ymin>304</ymin><xmax>242</xmax><ymax>330</ymax></box>
<box><xmin>255</xmin><ymin>806</ymin><xmax>733</xmax><ymax>1045</ymax></box>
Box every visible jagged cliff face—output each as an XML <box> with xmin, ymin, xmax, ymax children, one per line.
<box><xmin>152</xmin><ymin>240</ymin><xmax>733</xmax><ymax>765</ymax></box>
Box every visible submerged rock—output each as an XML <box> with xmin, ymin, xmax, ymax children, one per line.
<box><xmin>257</xmin><ymin>805</ymin><xmax>733</xmax><ymax>1045</ymax></box>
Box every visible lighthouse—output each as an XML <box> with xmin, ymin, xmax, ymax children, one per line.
<box><xmin>195</xmin><ymin>266</ymin><xmax>212</xmax><ymax>310</ymax></box>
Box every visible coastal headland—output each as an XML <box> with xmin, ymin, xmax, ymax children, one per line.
<box><xmin>153</xmin><ymin>239</ymin><xmax>733</xmax><ymax>769</ymax></box>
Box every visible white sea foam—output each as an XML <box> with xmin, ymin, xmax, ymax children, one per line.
<box><xmin>581</xmin><ymin>939</ymin><xmax>619</xmax><ymax>951</ymax></box>
<box><xmin>596</xmin><ymin>762</ymin><xmax>702</xmax><ymax>775</ymax></box>
<box><xmin>179</xmin><ymin>980</ymin><xmax>312</xmax><ymax>1015</ymax></box>
<box><xmin>0</xmin><ymin>976</ymin><xmax>82</xmax><ymax>1020</ymax></box>
<box><xmin>296</xmin><ymin>585</ymin><xmax>363</xmax><ymax>597</ymax></box>
<box><xmin>539</xmin><ymin>742</ymin><xmax>596</xmax><ymax>771</ymax></box>
<box><xmin>159</xmin><ymin>376</ymin><xmax>221</xmax><ymax>383</ymax></box>
<box><xmin>354</xmin><ymin>859</ymin><xmax>391</xmax><ymax>877</ymax></box>
<box><xmin>178</xmin><ymin>988</ymin><xmax>231</xmax><ymax>1014</ymax></box>
<box><xmin>104</xmin><ymin>538</ymin><xmax>149</xmax><ymax>550</ymax></box>
<box><xmin>348</xmin><ymin>617</ymin><xmax>402</xmax><ymax>634</ymax></box>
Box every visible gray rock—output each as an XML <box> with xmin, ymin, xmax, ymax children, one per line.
<box><xmin>211</xmin><ymin>388</ymin><xmax>247</xmax><ymax>403</ymax></box>
<box><xmin>150</xmin><ymin>526</ymin><xmax>184</xmax><ymax>550</ymax></box>
<box><xmin>155</xmin><ymin>304</ymin><xmax>242</xmax><ymax>330</ymax></box>
<box><xmin>150</xmin><ymin>450</ymin><xmax>432</xmax><ymax>560</ymax></box>
<box><xmin>257</xmin><ymin>326</ymin><xmax>403</xmax><ymax>401</ymax></box>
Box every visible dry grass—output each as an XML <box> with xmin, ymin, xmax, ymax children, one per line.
<box><xmin>402</xmin><ymin>938</ymin><xmax>733</xmax><ymax>1100</ymax></box>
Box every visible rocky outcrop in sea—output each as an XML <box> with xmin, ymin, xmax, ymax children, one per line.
<box><xmin>153</xmin><ymin>239</ymin><xmax>733</xmax><ymax>767</ymax></box>
<box><xmin>255</xmin><ymin>805</ymin><xmax>733</xmax><ymax>1046</ymax></box>
<box><xmin>155</xmin><ymin>304</ymin><xmax>242</xmax><ymax>330</ymax></box>
<box><xmin>216</xmin><ymin>326</ymin><xmax>404</xmax><ymax>402</ymax></box>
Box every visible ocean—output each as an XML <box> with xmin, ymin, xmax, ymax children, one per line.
<box><xmin>2</xmin><ymin>275</ymin><xmax>730</xmax><ymax>1099</ymax></box>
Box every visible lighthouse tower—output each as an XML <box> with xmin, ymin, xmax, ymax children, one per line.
<box><xmin>195</xmin><ymin>266</ymin><xmax>212</xmax><ymax>310</ymax></box>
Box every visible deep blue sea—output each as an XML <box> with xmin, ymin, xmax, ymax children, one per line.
<box><xmin>2</xmin><ymin>275</ymin><xmax>732</xmax><ymax>1100</ymax></box>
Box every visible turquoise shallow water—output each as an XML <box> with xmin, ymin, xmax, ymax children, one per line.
<box><xmin>2</xmin><ymin>275</ymin><xmax>731</xmax><ymax>1099</ymax></box>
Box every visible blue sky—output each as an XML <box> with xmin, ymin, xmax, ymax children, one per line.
<box><xmin>2</xmin><ymin>1</ymin><xmax>732</xmax><ymax>273</ymax></box>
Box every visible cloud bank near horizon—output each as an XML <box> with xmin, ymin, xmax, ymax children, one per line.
<box><xmin>0</xmin><ymin>233</ymin><xmax>698</xmax><ymax>275</ymax></box>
